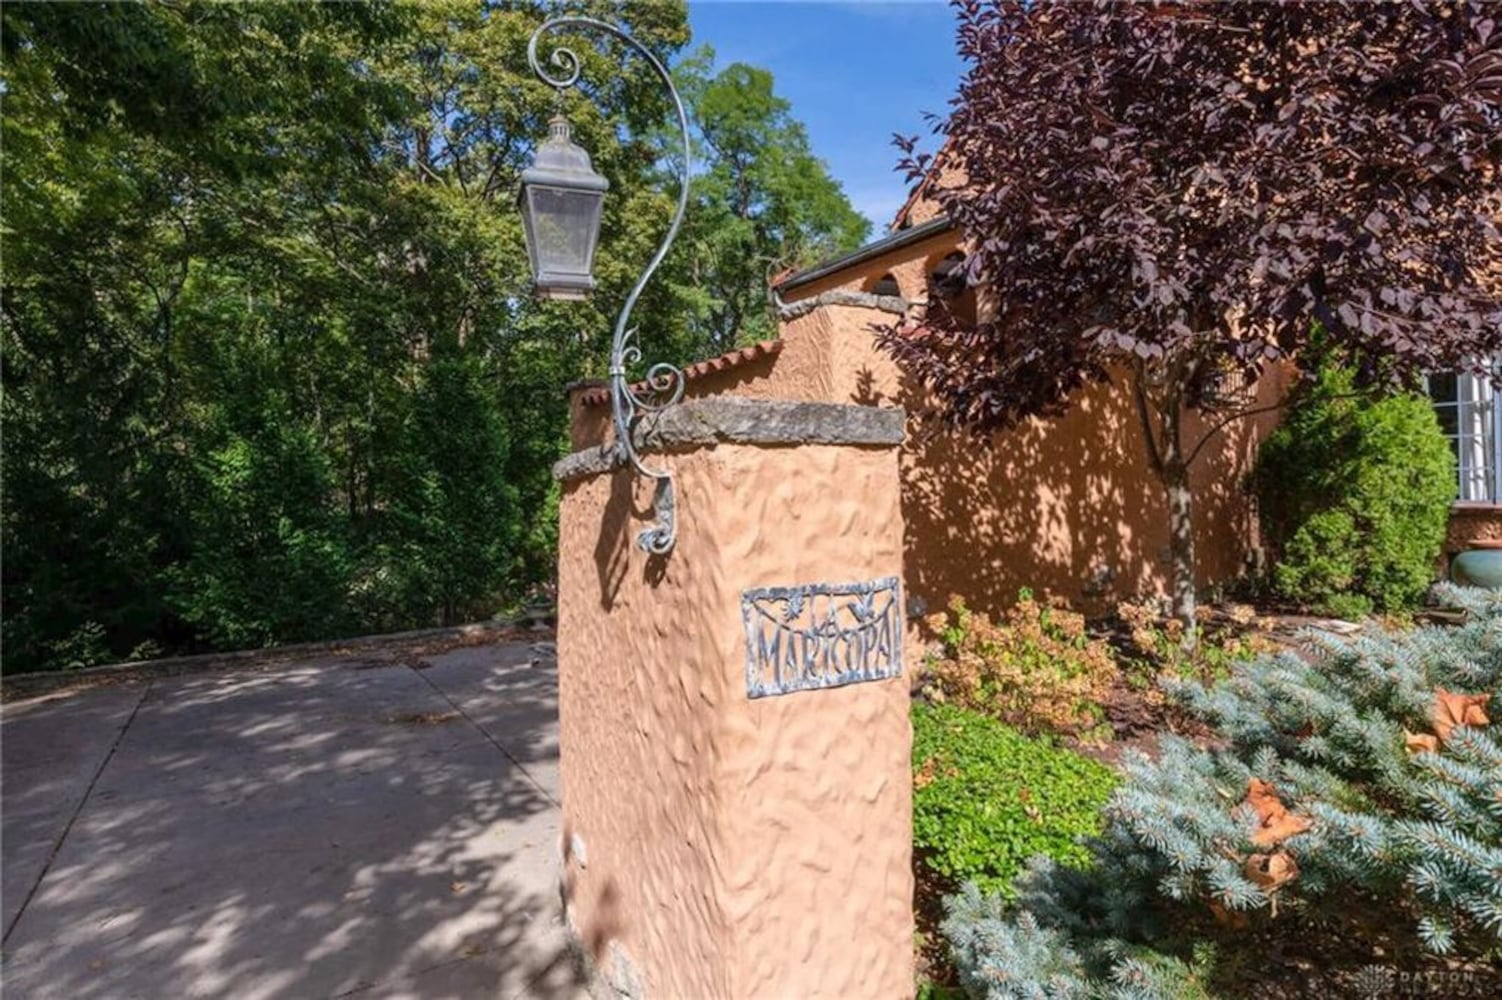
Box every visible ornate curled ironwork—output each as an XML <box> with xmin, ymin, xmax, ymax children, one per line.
<box><xmin>740</xmin><ymin>577</ymin><xmax>904</xmax><ymax>699</ymax></box>
<box><xmin>528</xmin><ymin>17</ymin><xmax>689</xmax><ymax>554</ymax></box>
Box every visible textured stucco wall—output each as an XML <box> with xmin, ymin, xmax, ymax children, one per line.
<box><xmin>568</xmin><ymin>383</ymin><xmax>613</xmax><ymax>452</ymax></box>
<box><xmin>766</xmin><ymin>231</ymin><xmax>1290</xmax><ymax>615</ymax></box>
<box><xmin>893</xmin><ymin>150</ymin><xmax>968</xmax><ymax>230</ymax></box>
<box><xmin>557</xmin><ymin>436</ymin><xmax>913</xmax><ymax>998</ymax></box>
<box><xmin>567</xmin><ymin>312</ymin><xmax>830</xmax><ymax>454</ymax></box>
<box><xmin>888</xmin><ymin>364</ymin><xmax>1288</xmax><ymax>616</ymax></box>
<box><xmin>575</xmin><ymin>206</ymin><xmax>1294</xmax><ymax>623</ymax></box>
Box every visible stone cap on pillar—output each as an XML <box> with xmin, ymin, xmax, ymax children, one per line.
<box><xmin>552</xmin><ymin>398</ymin><xmax>906</xmax><ymax>482</ymax></box>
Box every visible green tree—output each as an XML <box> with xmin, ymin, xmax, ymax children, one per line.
<box><xmin>381</xmin><ymin>355</ymin><xmax>519</xmax><ymax>627</ymax></box>
<box><xmin>672</xmin><ymin>56</ymin><xmax>870</xmax><ymax>355</ymax></box>
<box><xmin>1</xmin><ymin>0</ymin><xmax>408</xmax><ymax>667</ymax></box>
<box><xmin>167</xmin><ymin>411</ymin><xmax>355</xmax><ymax>651</ymax></box>
<box><xmin>1</xmin><ymin>0</ymin><xmax>865</xmax><ymax>672</ymax></box>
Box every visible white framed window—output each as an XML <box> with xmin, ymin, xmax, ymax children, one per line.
<box><xmin>1426</xmin><ymin>366</ymin><xmax>1502</xmax><ymax>503</ymax></box>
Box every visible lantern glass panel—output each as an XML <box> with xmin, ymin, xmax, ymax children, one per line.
<box><xmin>519</xmin><ymin>114</ymin><xmax>608</xmax><ymax>300</ymax></box>
<box><xmin>525</xmin><ymin>185</ymin><xmax>603</xmax><ymax>284</ymax></box>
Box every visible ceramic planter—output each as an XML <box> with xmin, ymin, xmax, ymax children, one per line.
<box><xmin>1450</xmin><ymin>540</ymin><xmax>1502</xmax><ymax>589</ymax></box>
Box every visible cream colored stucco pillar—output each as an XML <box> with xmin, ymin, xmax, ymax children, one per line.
<box><xmin>554</xmin><ymin>397</ymin><xmax>914</xmax><ymax>999</ymax></box>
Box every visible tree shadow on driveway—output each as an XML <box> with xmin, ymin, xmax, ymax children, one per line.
<box><xmin>1</xmin><ymin>638</ymin><xmax>583</xmax><ymax>999</ymax></box>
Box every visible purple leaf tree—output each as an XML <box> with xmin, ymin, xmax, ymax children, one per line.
<box><xmin>882</xmin><ymin>0</ymin><xmax>1502</xmax><ymax>630</ymax></box>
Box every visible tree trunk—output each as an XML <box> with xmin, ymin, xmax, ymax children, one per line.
<box><xmin>1132</xmin><ymin>364</ymin><xmax>1198</xmax><ymax>645</ymax></box>
<box><xmin>1164</xmin><ymin>462</ymin><xmax>1198</xmax><ymax>639</ymax></box>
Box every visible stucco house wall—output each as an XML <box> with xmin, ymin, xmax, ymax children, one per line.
<box><xmin>573</xmin><ymin>220</ymin><xmax>1288</xmax><ymax>620</ymax></box>
<box><xmin>769</xmin><ymin>235</ymin><xmax>1292</xmax><ymax>615</ymax></box>
<box><xmin>574</xmin><ymin>185</ymin><xmax>1495</xmax><ymax>620</ymax></box>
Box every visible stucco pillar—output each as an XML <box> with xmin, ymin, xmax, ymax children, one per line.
<box><xmin>553</xmin><ymin>398</ymin><xmax>914</xmax><ymax>999</ymax></box>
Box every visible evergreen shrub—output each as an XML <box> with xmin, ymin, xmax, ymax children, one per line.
<box><xmin>942</xmin><ymin>586</ymin><xmax>1502</xmax><ymax>998</ymax></box>
<box><xmin>913</xmin><ymin>702</ymin><xmax>1118</xmax><ymax>898</ymax></box>
<box><xmin>167</xmin><ymin>420</ymin><xmax>354</xmax><ymax>650</ymax></box>
<box><xmin>1255</xmin><ymin>361</ymin><xmax>1454</xmax><ymax>617</ymax></box>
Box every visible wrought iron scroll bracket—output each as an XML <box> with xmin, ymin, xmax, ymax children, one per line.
<box><xmin>528</xmin><ymin>17</ymin><xmax>690</xmax><ymax>555</ymax></box>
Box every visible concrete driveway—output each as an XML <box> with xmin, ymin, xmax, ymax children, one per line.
<box><xmin>1</xmin><ymin>634</ymin><xmax>580</xmax><ymax>999</ymax></box>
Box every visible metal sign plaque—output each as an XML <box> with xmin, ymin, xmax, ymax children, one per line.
<box><xmin>740</xmin><ymin>576</ymin><xmax>903</xmax><ymax>699</ymax></box>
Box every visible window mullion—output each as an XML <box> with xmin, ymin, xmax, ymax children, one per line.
<box><xmin>1492</xmin><ymin>365</ymin><xmax>1502</xmax><ymax>503</ymax></box>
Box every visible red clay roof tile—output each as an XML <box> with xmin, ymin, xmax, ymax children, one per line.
<box><xmin>576</xmin><ymin>338</ymin><xmax>783</xmax><ymax>407</ymax></box>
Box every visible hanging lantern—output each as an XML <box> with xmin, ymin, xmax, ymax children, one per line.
<box><xmin>518</xmin><ymin>114</ymin><xmax>609</xmax><ymax>300</ymax></box>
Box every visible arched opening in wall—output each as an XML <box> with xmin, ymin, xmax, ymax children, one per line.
<box><xmin>928</xmin><ymin>251</ymin><xmax>977</xmax><ymax>327</ymax></box>
<box><xmin>866</xmin><ymin>273</ymin><xmax>900</xmax><ymax>297</ymax></box>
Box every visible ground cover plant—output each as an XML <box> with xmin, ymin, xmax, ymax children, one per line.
<box><xmin>912</xmin><ymin>699</ymin><xmax>1120</xmax><ymax>995</ymax></box>
<box><xmin>940</xmin><ymin>585</ymin><xmax>1502</xmax><ymax>998</ymax></box>
<box><xmin>912</xmin><ymin>701</ymin><xmax>1119</xmax><ymax>899</ymax></box>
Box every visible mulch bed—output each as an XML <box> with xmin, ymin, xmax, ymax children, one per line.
<box><xmin>913</xmin><ymin>855</ymin><xmax>962</xmax><ymax>992</ymax></box>
<box><xmin>1207</xmin><ymin>898</ymin><xmax>1502</xmax><ymax>998</ymax></box>
<box><xmin>1070</xmin><ymin>673</ymin><xmax>1214</xmax><ymax>767</ymax></box>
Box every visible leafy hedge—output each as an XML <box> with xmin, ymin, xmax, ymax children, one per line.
<box><xmin>913</xmin><ymin>702</ymin><xmax>1118</xmax><ymax>897</ymax></box>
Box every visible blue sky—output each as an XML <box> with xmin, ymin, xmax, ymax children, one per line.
<box><xmin>685</xmin><ymin>1</ymin><xmax>964</xmax><ymax>234</ymax></box>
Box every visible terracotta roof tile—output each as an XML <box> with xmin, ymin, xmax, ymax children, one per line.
<box><xmin>576</xmin><ymin>338</ymin><xmax>783</xmax><ymax>407</ymax></box>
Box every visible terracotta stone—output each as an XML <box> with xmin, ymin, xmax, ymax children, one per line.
<box><xmin>1442</xmin><ymin>504</ymin><xmax>1502</xmax><ymax>577</ymax></box>
<box><xmin>1448</xmin><ymin>505</ymin><xmax>1502</xmax><ymax>553</ymax></box>
<box><xmin>557</xmin><ymin>434</ymin><xmax>913</xmax><ymax>998</ymax></box>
